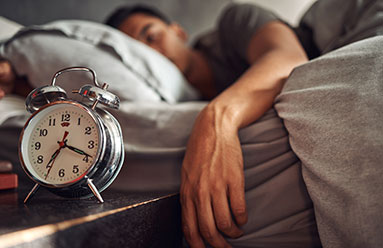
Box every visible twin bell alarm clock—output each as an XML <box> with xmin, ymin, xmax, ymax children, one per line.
<box><xmin>19</xmin><ymin>67</ymin><xmax>124</xmax><ymax>203</ymax></box>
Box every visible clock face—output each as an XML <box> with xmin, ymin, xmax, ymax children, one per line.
<box><xmin>20</xmin><ymin>102</ymin><xmax>101</xmax><ymax>186</ymax></box>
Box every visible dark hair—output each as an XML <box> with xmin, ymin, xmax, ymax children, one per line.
<box><xmin>105</xmin><ymin>4</ymin><xmax>171</xmax><ymax>29</ymax></box>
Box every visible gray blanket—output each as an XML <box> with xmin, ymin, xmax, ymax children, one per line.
<box><xmin>275</xmin><ymin>0</ymin><xmax>383</xmax><ymax>247</ymax></box>
<box><xmin>276</xmin><ymin>36</ymin><xmax>383</xmax><ymax>248</ymax></box>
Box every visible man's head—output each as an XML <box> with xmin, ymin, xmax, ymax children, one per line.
<box><xmin>105</xmin><ymin>5</ymin><xmax>171</xmax><ymax>28</ymax></box>
<box><xmin>105</xmin><ymin>5</ymin><xmax>192</xmax><ymax>74</ymax></box>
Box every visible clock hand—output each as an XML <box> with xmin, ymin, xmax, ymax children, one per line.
<box><xmin>45</xmin><ymin>131</ymin><xmax>69</xmax><ymax>179</ymax></box>
<box><xmin>44</xmin><ymin>151</ymin><xmax>59</xmax><ymax>179</ymax></box>
<box><xmin>46</xmin><ymin>148</ymin><xmax>60</xmax><ymax>169</ymax></box>
<box><xmin>62</xmin><ymin>141</ymin><xmax>93</xmax><ymax>158</ymax></box>
<box><xmin>58</xmin><ymin>131</ymin><xmax>69</xmax><ymax>148</ymax></box>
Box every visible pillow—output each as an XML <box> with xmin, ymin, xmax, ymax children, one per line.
<box><xmin>0</xmin><ymin>16</ymin><xmax>22</xmax><ymax>42</ymax></box>
<box><xmin>275</xmin><ymin>36</ymin><xmax>383</xmax><ymax>247</ymax></box>
<box><xmin>0</xmin><ymin>20</ymin><xmax>200</xmax><ymax>102</ymax></box>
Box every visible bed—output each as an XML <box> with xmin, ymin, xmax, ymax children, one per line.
<box><xmin>1</xmin><ymin>0</ymin><xmax>382</xmax><ymax>247</ymax></box>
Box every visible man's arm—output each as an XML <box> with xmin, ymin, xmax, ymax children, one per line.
<box><xmin>180</xmin><ymin>21</ymin><xmax>308</xmax><ymax>248</ymax></box>
<box><xmin>212</xmin><ymin>21</ymin><xmax>308</xmax><ymax>129</ymax></box>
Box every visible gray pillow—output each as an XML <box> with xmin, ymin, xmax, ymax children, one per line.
<box><xmin>0</xmin><ymin>20</ymin><xmax>200</xmax><ymax>102</ymax></box>
<box><xmin>275</xmin><ymin>36</ymin><xmax>383</xmax><ymax>248</ymax></box>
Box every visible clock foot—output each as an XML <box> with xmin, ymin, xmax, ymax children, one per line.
<box><xmin>24</xmin><ymin>183</ymin><xmax>40</xmax><ymax>204</ymax></box>
<box><xmin>87</xmin><ymin>178</ymin><xmax>104</xmax><ymax>203</ymax></box>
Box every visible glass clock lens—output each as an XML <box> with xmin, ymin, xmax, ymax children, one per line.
<box><xmin>21</xmin><ymin>103</ymin><xmax>100</xmax><ymax>185</ymax></box>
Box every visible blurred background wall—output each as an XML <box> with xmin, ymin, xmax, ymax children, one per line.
<box><xmin>0</xmin><ymin>0</ymin><xmax>317</xmax><ymax>40</ymax></box>
<box><xmin>0</xmin><ymin>0</ymin><xmax>229</xmax><ymax>41</ymax></box>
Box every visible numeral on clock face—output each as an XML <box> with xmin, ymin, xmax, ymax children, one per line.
<box><xmin>35</xmin><ymin>142</ymin><xmax>41</xmax><ymax>150</ymax></box>
<box><xmin>61</xmin><ymin>113</ymin><xmax>70</xmax><ymax>122</ymax></box>
<box><xmin>49</xmin><ymin>118</ymin><xmax>56</xmax><ymax>126</ymax></box>
<box><xmin>40</xmin><ymin>129</ymin><xmax>48</xmax><ymax>136</ymax></box>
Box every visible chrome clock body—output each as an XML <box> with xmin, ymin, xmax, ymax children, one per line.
<box><xmin>19</xmin><ymin>67</ymin><xmax>124</xmax><ymax>203</ymax></box>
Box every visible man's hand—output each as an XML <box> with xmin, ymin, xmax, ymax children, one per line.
<box><xmin>0</xmin><ymin>61</ymin><xmax>15</xmax><ymax>99</ymax></box>
<box><xmin>0</xmin><ymin>60</ymin><xmax>33</xmax><ymax>99</ymax></box>
<box><xmin>180</xmin><ymin>106</ymin><xmax>248</xmax><ymax>248</ymax></box>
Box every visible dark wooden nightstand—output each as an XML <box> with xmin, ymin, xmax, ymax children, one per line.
<box><xmin>0</xmin><ymin>181</ymin><xmax>182</xmax><ymax>248</ymax></box>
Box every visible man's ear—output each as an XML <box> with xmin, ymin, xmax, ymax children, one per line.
<box><xmin>170</xmin><ymin>23</ymin><xmax>188</xmax><ymax>42</ymax></box>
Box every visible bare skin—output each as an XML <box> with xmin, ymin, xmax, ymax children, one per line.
<box><xmin>0</xmin><ymin>61</ymin><xmax>16</xmax><ymax>99</ymax></box>
<box><xmin>119</xmin><ymin>13</ymin><xmax>217</xmax><ymax>100</ymax></box>
<box><xmin>119</xmin><ymin>13</ymin><xmax>308</xmax><ymax>248</ymax></box>
<box><xmin>0</xmin><ymin>60</ymin><xmax>33</xmax><ymax>99</ymax></box>
<box><xmin>180</xmin><ymin>23</ymin><xmax>307</xmax><ymax>248</ymax></box>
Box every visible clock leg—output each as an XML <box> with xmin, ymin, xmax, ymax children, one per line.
<box><xmin>24</xmin><ymin>183</ymin><xmax>40</xmax><ymax>204</ymax></box>
<box><xmin>87</xmin><ymin>178</ymin><xmax>104</xmax><ymax>203</ymax></box>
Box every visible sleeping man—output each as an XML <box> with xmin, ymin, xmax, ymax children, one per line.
<box><xmin>105</xmin><ymin>3</ymin><xmax>316</xmax><ymax>248</ymax></box>
<box><xmin>0</xmin><ymin>0</ymin><xmax>382</xmax><ymax>247</ymax></box>
<box><xmin>104</xmin><ymin>1</ymin><xmax>383</xmax><ymax>248</ymax></box>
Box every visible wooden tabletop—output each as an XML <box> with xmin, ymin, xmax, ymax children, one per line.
<box><xmin>0</xmin><ymin>180</ymin><xmax>182</xmax><ymax>248</ymax></box>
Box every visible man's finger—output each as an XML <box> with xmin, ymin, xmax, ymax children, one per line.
<box><xmin>196</xmin><ymin>190</ymin><xmax>232</xmax><ymax>248</ymax></box>
<box><xmin>212</xmin><ymin>188</ymin><xmax>243</xmax><ymax>238</ymax></box>
<box><xmin>181</xmin><ymin>192</ymin><xmax>205</xmax><ymax>248</ymax></box>
<box><xmin>229</xmin><ymin>180</ymin><xmax>248</xmax><ymax>227</ymax></box>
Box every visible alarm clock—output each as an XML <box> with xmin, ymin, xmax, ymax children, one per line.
<box><xmin>19</xmin><ymin>67</ymin><xmax>124</xmax><ymax>203</ymax></box>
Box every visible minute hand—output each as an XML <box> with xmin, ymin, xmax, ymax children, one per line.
<box><xmin>62</xmin><ymin>142</ymin><xmax>92</xmax><ymax>157</ymax></box>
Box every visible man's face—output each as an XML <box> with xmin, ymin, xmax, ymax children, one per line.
<box><xmin>118</xmin><ymin>13</ymin><xmax>191</xmax><ymax>74</ymax></box>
